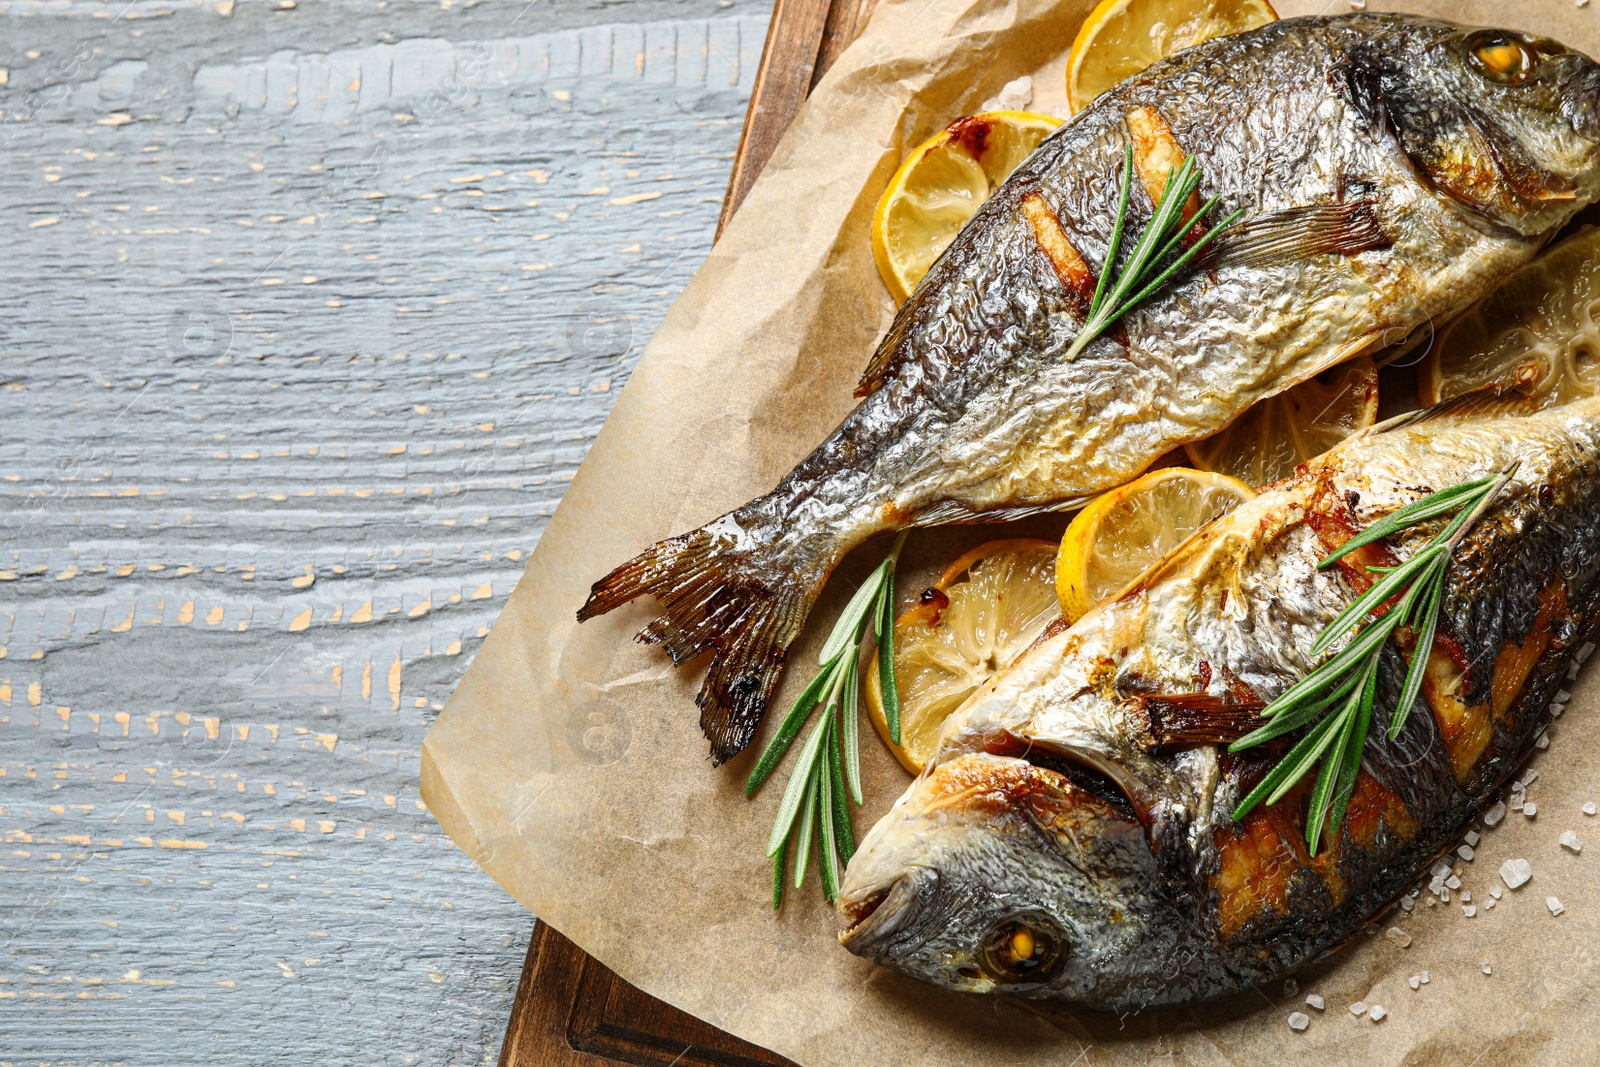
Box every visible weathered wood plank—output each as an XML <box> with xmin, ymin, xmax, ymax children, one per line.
<box><xmin>0</xmin><ymin>0</ymin><xmax>770</xmax><ymax>1060</ymax></box>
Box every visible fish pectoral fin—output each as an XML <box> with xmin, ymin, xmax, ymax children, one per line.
<box><xmin>1206</xmin><ymin>200</ymin><xmax>1391</xmax><ymax>271</ymax></box>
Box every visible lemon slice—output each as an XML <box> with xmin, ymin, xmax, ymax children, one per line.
<box><xmin>1184</xmin><ymin>356</ymin><xmax>1379</xmax><ymax>487</ymax></box>
<box><xmin>864</xmin><ymin>540</ymin><xmax>1060</xmax><ymax>773</ymax></box>
<box><xmin>1067</xmin><ymin>0</ymin><xmax>1278</xmax><ymax>114</ymax></box>
<box><xmin>1420</xmin><ymin>226</ymin><xmax>1600</xmax><ymax>409</ymax></box>
<box><xmin>872</xmin><ymin>111</ymin><xmax>1064</xmax><ymax>304</ymax></box>
<box><xmin>1055</xmin><ymin>467</ymin><xmax>1254</xmax><ymax>622</ymax></box>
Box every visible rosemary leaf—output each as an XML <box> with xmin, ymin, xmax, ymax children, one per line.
<box><xmin>771</xmin><ymin>838</ymin><xmax>787</xmax><ymax>910</ymax></box>
<box><xmin>793</xmin><ymin>763</ymin><xmax>820</xmax><ymax>889</ymax></box>
<box><xmin>1233</xmin><ymin>708</ymin><xmax>1346</xmax><ymax>820</ymax></box>
<box><xmin>746</xmin><ymin>664</ymin><xmax>836</xmax><ymax>795</ymax></box>
<box><xmin>817</xmin><ymin>729</ymin><xmax>841</xmax><ymax>903</ymax></box>
<box><xmin>1390</xmin><ymin>565</ymin><xmax>1447</xmax><ymax>740</ymax></box>
<box><xmin>1309</xmin><ymin>543</ymin><xmax>1447</xmax><ymax>655</ymax></box>
<box><xmin>828</xmin><ymin>709</ymin><xmax>857</xmax><ymax>863</ymax></box>
<box><xmin>765</xmin><ymin>706</ymin><xmax>835</xmax><ymax>857</ymax></box>
<box><xmin>878</xmin><ymin>547</ymin><xmax>902</xmax><ymax>745</ymax></box>
<box><xmin>1230</xmin><ymin>670</ymin><xmax>1362</xmax><ymax>748</ymax></box>
<box><xmin>1087</xmin><ymin>146</ymin><xmax>1134</xmax><ymax>319</ymax></box>
<box><xmin>819</xmin><ymin>562</ymin><xmax>888</xmax><ymax>665</ymax></box>
<box><xmin>842</xmin><ymin>651</ymin><xmax>863</xmax><ymax>804</ymax></box>
<box><xmin>1318</xmin><ymin>661</ymin><xmax>1379</xmax><ymax>855</ymax></box>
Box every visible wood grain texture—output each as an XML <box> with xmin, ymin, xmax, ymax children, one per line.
<box><xmin>0</xmin><ymin>0</ymin><xmax>770</xmax><ymax>1061</ymax></box>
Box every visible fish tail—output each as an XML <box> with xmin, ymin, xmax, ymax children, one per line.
<box><xmin>578</xmin><ymin>516</ymin><xmax>819</xmax><ymax>765</ymax></box>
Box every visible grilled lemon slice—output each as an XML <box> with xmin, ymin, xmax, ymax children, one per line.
<box><xmin>1067</xmin><ymin>0</ymin><xmax>1278</xmax><ymax>114</ymax></box>
<box><xmin>1185</xmin><ymin>357</ymin><xmax>1379</xmax><ymax>488</ymax></box>
<box><xmin>1055</xmin><ymin>467</ymin><xmax>1254</xmax><ymax>622</ymax></box>
<box><xmin>1421</xmin><ymin>226</ymin><xmax>1600</xmax><ymax>409</ymax></box>
<box><xmin>871</xmin><ymin>111</ymin><xmax>1063</xmax><ymax>304</ymax></box>
<box><xmin>864</xmin><ymin>539</ymin><xmax>1060</xmax><ymax>773</ymax></box>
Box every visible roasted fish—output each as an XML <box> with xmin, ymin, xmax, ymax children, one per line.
<box><xmin>581</xmin><ymin>14</ymin><xmax>1600</xmax><ymax>763</ymax></box>
<box><xmin>838</xmin><ymin>395</ymin><xmax>1600</xmax><ymax>1009</ymax></box>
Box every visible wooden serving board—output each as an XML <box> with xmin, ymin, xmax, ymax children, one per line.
<box><xmin>498</xmin><ymin>0</ymin><xmax>875</xmax><ymax>1061</ymax></box>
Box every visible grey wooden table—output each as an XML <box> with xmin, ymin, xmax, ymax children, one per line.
<box><xmin>0</xmin><ymin>0</ymin><xmax>770</xmax><ymax>1061</ymax></box>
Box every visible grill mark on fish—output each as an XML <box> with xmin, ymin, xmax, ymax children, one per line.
<box><xmin>1126</xmin><ymin>105</ymin><xmax>1202</xmax><ymax>228</ymax></box>
<box><xmin>1020</xmin><ymin>193</ymin><xmax>1096</xmax><ymax>307</ymax></box>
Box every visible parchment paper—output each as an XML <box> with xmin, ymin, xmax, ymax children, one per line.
<box><xmin>421</xmin><ymin>1</ymin><xmax>1600</xmax><ymax>1062</ymax></box>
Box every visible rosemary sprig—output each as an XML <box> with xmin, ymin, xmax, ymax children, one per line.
<box><xmin>1230</xmin><ymin>464</ymin><xmax>1519</xmax><ymax>854</ymax></box>
<box><xmin>1063</xmin><ymin>145</ymin><xmax>1244</xmax><ymax>362</ymax></box>
<box><xmin>750</xmin><ymin>530</ymin><xmax>907</xmax><ymax>908</ymax></box>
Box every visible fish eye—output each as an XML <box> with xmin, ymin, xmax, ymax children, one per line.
<box><xmin>1467</xmin><ymin>33</ymin><xmax>1537</xmax><ymax>85</ymax></box>
<box><xmin>979</xmin><ymin>913</ymin><xmax>1068</xmax><ymax>984</ymax></box>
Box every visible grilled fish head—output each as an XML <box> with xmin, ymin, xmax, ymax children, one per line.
<box><xmin>838</xmin><ymin>751</ymin><xmax>1210</xmax><ymax>1009</ymax></box>
<box><xmin>1343</xmin><ymin>17</ymin><xmax>1600</xmax><ymax>234</ymax></box>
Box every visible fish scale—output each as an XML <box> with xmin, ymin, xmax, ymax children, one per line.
<box><xmin>580</xmin><ymin>13</ymin><xmax>1600</xmax><ymax>765</ymax></box>
<box><xmin>840</xmin><ymin>395</ymin><xmax>1600</xmax><ymax>1008</ymax></box>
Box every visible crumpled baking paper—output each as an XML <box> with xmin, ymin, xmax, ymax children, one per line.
<box><xmin>422</xmin><ymin>1</ymin><xmax>1600</xmax><ymax>1062</ymax></box>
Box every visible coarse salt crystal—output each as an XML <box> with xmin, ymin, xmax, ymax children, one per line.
<box><xmin>1431</xmin><ymin>859</ymin><xmax>1453</xmax><ymax>879</ymax></box>
<box><xmin>1537</xmin><ymin>733</ymin><xmax>1551</xmax><ymax>750</ymax></box>
<box><xmin>1522</xmin><ymin>770</ymin><xmax>1540</xmax><ymax>787</ymax></box>
<box><xmin>1482</xmin><ymin>962</ymin><xmax>1493</xmax><ymax>975</ymax></box>
<box><xmin>1548</xmin><ymin>896</ymin><xmax>1566</xmax><ymax>916</ymax></box>
<box><xmin>1557</xmin><ymin>689</ymin><xmax>1572</xmax><ymax>702</ymax></box>
<box><xmin>1579</xmin><ymin>641</ymin><xmax>1595</xmax><ymax>663</ymax></box>
<box><xmin>1463</xmin><ymin>904</ymin><xmax>1477</xmax><ymax>917</ymax></box>
<box><xmin>1461</xmin><ymin>890</ymin><xmax>1471</xmax><ymax>902</ymax></box>
<box><xmin>1569</xmin><ymin>662</ymin><xmax>1581</xmax><ymax>680</ymax></box>
<box><xmin>1350</xmin><ymin>1002</ymin><xmax>1367</xmax><ymax>1016</ymax></box>
<box><xmin>1491</xmin><ymin>884</ymin><xmax>1503</xmax><ymax>899</ymax></box>
<box><xmin>1348</xmin><ymin>0</ymin><xmax>1366</xmax><ymax>9</ymax></box>
<box><xmin>1484</xmin><ymin>801</ymin><xmax>1507</xmax><ymax>827</ymax></box>
<box><xmin>1501</xmin><ymin>858</ymin><xmax>1532</xmax><ymax>889</ymax></box>
<box><xmin>1425</xmin><ymin>895</ymin><xmax>1437</xmax><ymax>907</ymax></box>
<box><xmin>1446</xmin><ymin>874</ymin><xmax>1461</xmax><ymax>889</ymax></box>
<box><xmin>1466</xmin><ymin>830</ymin><xmax>1481</xmax><ymax>846</ymax></box>
<box><xmin>1561</xmin><ymin>830</ymin><xmax>1583</xmax><ymax>853</ymax></box>
<box><xmin>1586</xmin><ymin>802</ymin><xmax>1598</xmax><ymax>816</ymax></box>
<box><xmin>1306</xmin><ymin>993</ymin><xmax>1324</xmax><ymax>1010</ymax></box>
<box><xmin>1440</xmin><ymin>888</ymin><xmax>1451</xmax><ymax>903</ymax></box>
<box><xmin>1485</xmin><ymin>898</ymin><xmax>1496</xmax><ymax>909</ymax></box>
<box><xmin>1511</xmin><ymin>798</ymin><xmax>1525</xmax><ymax>813</ymax></box>
<box><xmin>1459</xmin><ymin>844</ymin><xmax>1476</xmax><ymax>861</ymax></box>
<box><xmin>1551</xmin><ymin>704</ymin><xmax>1565</xmax><ymax>719</ymax></box>
<box><xmin>1400</xmin><ymin>896</ymin><xmax>1414</xmax><ymax>912</ymax></box>
<box><xmin>1421</xmin><ymin>971</ymin><xmax>1430</xmax><ymax>983</ymax></box>
<box><xmin>1369</xmin><ymin>1005</ymin><xmax>1387</xmax><ymax>1022</ymax></box>
<box><xmin>1526</xmin><ymin>802</ymin><xmax>1539</xmax><ymax>818</ymax></box>
<box><xmin>1386</xmin><ymin>927</ymin><xmax>1411</xmax><ymax>947</ymax></box>
<box><xmin>1288</xmin><ymin>1011</ymin><xmax>1310</xmax><ymax>1031</ymax></box>
<box><xmin>1408</xmin><ymin>975</ymin><xmax>1421</xmax><ymax>990</ymax></box>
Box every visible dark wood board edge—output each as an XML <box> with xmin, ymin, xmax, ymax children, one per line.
<box><xmin>499</xmin><ymin>0</ymin><xmax>877</xmax><ymax>1060</ymax></box>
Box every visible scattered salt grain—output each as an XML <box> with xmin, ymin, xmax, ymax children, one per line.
<box><xmin>1288</xmin><ymin>1011</ymin><xmax>1310</xmax><ymax>1031</ymax></box>
<box><xmin>1284</xmin><ymin>978</ymin><xmax>1298</xmax><ymax>997</ymax></box>
<box><xmin>1425</xmin><ymin>895</ymin><xmax>1437</xmax><ymax>907</ymax></box>
<box><xmin>1536</xmin><ymin>733</ymin><xmax>1551</xmax><ymax>750</ymax></box>
<box><xmin>1521</xmin><ymin>770</ymin><xmax>1539</xmax><ymax>788</ymax></box>
<box><xmin>1463</xmin><ymin>904</ymin><xmax>1477</xmax><ymax>917</ymax></box>
<box><xmin>1466</xmin><ymin>830</ymin><xmax>1481</xmax><ymax>846</ymax></box>
<box><xmin>1491</xmin><ymin>884</ymin><xmax>1503</xmax><ymax>899</ymax></box>
<box><xmin>1585</xmin><ymin>802</ymin><xmax>1597</xmax><ymax>816</ymax></box>
<box><xmin>1461</xmin><ymin>890</ymin><xmax>1471</xmax><ymax>903</ymax></box>
<box><xmin>1421</xmin><ymin>971</ymin><xmax>1430</xmax><ymax>984</ymax></box>
<box><xmin>1306</xmin><ymin>993</ymin><xmax>1324</xmax><ymax>1010</ymax></box>
<box><xmin>1348</xmin><ymin>0</ymin><xmax>1366</xmax><ymax>9</ymax></box>
<box><xmin>1459</xmin><ymin>844</ymin><xmax>1476</xmax><ymax>861</ymax></box>
<box><xmin>1482</xmin><ymin>962</ymin><xmax>1493</xmax><ymax>975</ymax></box>
<box><xmin>1386</xmin><ymin>927</ymin><xmax>1412</xmax><ymax>948</ymax></box>
<box><xmin>1558</xmin><ymin>689</ymin><xmax>1573</xmax><ymax>702</ymax></box>
<box><xmin>1578</xmin><ymin>641</ymin><xmax>1595</xmax><ymax>663</ymax></box>
<box><xmin>1511</xmin><ymin>798</ymin><xmax>1525</xmax><ymax>813</ymax></box>
<box><xmin>1400</xmin><ymin>896</ymin><xmax>1414</xmax><ymax>912</ymax></box>
<box><xmin>1501</xmin><ymin>858</ymin><xmax>1532</xmax><ymax>889</ymax></box>
<box><xmin>1551</xmin><ymin>704</ymin><xmax>1565</xmax><ymax>719</ymax></box>
<box><xmin>1446</xmin><ymin>874</ymin><xmax>1461</xmax><ymax>889</ymax></box>
<box><xmin>1350</xmin><ymin>1002</ymin><xmax>1367</xmax><ymax>1016</ymax></box>
<box><xmin>982</xmin><ymin>75</ymin><xmax>1035</xmax><ymax>112</ymax></box>
<box><xmin>1561</xmin><ymin>830</ymin><xmax>1583</xmax><ymax>853</ymax></box>
<box><xmin>1548</xmin><ymin>896</ymin><xmax>1566</xmax><ymax>916</ymax></box>
<box><xmin>1526</xmin><ymin>802</ymin><xmax>1539</xmax><ymax>818</ymax></box>
<box><xmin>1368</xmin><ymin>1005</ymin><xmax>1387</xmax><ymax>1022</ymax></box>
<box><xmin>1408</xmin><ymin>975</ymin><xmax>1421</xmax><ymax>990</ymax></box>
<box><xmin>1569</xmin><ymin>662</ymin><xmax>1581</xmax><ymax>681</ymax></box>
<box><xmin>1431</xmin><ymin>859</ymin><xmax>1453</xmax><ymax>879</ymax></box>
<box><xmin>1440</xmin><ymin>888</ymin><xmax>1451</xmax><ymax>903</ymax></box>
<box><xmin>1484</xmin><ymin>898</ymin><xmax>1496</xmax><ymax>909</ymax></box>
<box><xmin>1484</xmin><ymin>801</ymin><xmax>1507</xmax><ymax>827</ymax></box>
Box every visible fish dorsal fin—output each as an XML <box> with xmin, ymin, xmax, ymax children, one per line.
<box><xmin>1373</xmin><ymin>369</ymin><xmax>1547</xmax><ymax>435</ymax></box>
<box><xmin>1206</xmin><ymin>199</ymin><xmax>1392</xmax><ymax>271</ymax></box>
<box><xmin>855</xmin><ymin>289</ymin><xmax>919</xmax><ymax>397</ymax></box>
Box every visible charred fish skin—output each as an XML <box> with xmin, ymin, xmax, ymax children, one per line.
<box><xmin>580</xmin><ymin>15</ymin><xmax>1600</xmax><ymax>764</ymax></box>
<box><xmin>839</xmin><ymin>399</ymin><xmax>1600</xmax><ymax>1010</ymax></box>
